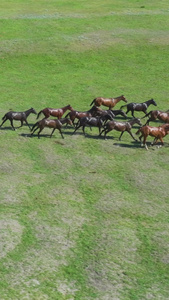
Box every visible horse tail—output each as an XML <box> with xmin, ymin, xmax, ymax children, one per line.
<box><xmin>31</xmin><ymin>121</ymin><xmax>39</xmax><ymax>132</ymax></box>
<box><xmin>120</xmin><ymin>104</ymin><xmax>127</xmax><ymax>109</ymax></box>
<box><xmin>136</xmin><ymin>128</ymin><xmax>142</xmax><ymax>135</ymax></box>
<box><xmin>141</xmin><ymin>111</ymin><xmax>152</xmax><ymax>119</ymax></box>
<box><xmin>65</xmin><ymin>112</ymin><xmax>70</xmax><ymax>118</ymax></box>
<box><xmin>2</xmin><ymin>114</ymin><xmax>7</xmax><ymax>120</ymax></box>
<box><xmin>36</xmin><ymin>110</ymin><xmax>42</xmax><ymax>119</ymax></box>
<box><xmin>90</xmin><ymin>99</ymin><xmax>96</xmax><ymax>106</ymax></box>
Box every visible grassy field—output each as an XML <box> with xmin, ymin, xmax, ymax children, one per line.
<box><xmin>1</xmin><ymin>1</ymin><xmax>169</xmax><ymax>299</ymax></box>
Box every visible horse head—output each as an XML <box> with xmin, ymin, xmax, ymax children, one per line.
<box><xmin>151</xmin><ymin>99</ymin><xmax>157</xmax><ymax>106</ymax></box>
<box><xmin>131</xmin><ymin>118</ymin><xmax>142</xmax><ymax>126</ymax></box>
<box><xmin>31</xmin><ymin>108</ymin><xmax>37</xmax><ymax>114</ymax></box>
<box><xmin>121</xmin><ymin>95</ymin><xmax>128</xmax><ymax>103</ymax></box>
<box><xmin>68</xmin><ymin>104</ymin><xmax>73</xmax><ymax>111</ymax></box>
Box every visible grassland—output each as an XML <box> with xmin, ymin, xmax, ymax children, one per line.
<box><xmin>0</xmin><ymin>1</ymin><xmax>169</xmax><ymax>299</ymax></box>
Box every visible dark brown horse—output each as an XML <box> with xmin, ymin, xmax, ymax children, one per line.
<box><xmin>99</xmin><ymin>118</ymin><xmax>142</xmax><ymax>140</ymax></box>
<box><xmin>65</xmin><ymin>105</ymin><xmax>102</xmax><ymax>126</ymax></box>
<box><xmin>72</xmin><ymin>115</ymin><xmax>113</xmax><ymax>136</ymax></box>
<box><xmin>0</xmin><ymin>108</ymin><xmax>37</xmax><ymax>130</ymax></box>
<box><xmin>31</xmin><ymin>118</ymin><xmax>73</xmax><ymax>139</ymax></box>
<box><xmin>143</xmin><ymin>110</ymin><xmax>169</xmax><ymax>125</ymax></box>
<box><xmin>90</xmin><ymin>95</ymin><xmax>127</xmax><ymax>109</ymax></box>
<box><xmin>136</xmin><ymin>124</ymin><xmax>169</xmax><ymax>150</ymax></box>
<box><xmin>120</xmin><ymin>98</ymin><xmax>157</xmax><ymax>117</ymax></box>
<box><xmin>36</xmin><ymin>104</ymin><xmax>73</xmax><ymax>119</ymax></box>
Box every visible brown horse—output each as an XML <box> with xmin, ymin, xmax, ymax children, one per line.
<box><xmin>36</xmin><ymin>104</ymin><xmax>73</xmax><ymax>119</ymax></box>
<box><xmin>143</xmin><ymin>110</ymin><xmax>169</xmax><ymax>125</ymax></box>
<box><xmin>136</xmin><ymin>124</ymin><xmax>169</xmax><ymax>150</ymax></box>
<box><xmin>99</xmin><ymin>118</ymin><xmax>142</xmax><ymax>140</ymax></box>
<box><xmin>65</xmin><ymin>105</ymin><xmax>102</xmax><ymax>126</ymax></box>
<box><xmin>31</xmin><ymin>118</ymin><xmax>73</xmax><ymax>139</ymax></box>
<box><xmin>90</xmin><ymin>95</ymin><xmax>127</xmax><ymax>109</ymax></box>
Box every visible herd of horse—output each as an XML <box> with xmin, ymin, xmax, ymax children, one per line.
<box><xmin>1</xmin><ymin>94</ymin><xmax>169</xmax><ymax>150</ymax></box>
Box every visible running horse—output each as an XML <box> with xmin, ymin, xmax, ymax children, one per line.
<box><xmin>136</xmin><ymin>124</ymin><xmax>169</xmax><ymax>150</ymax></box>
<box><xmin>72</xmin><ymin>114</ymin><xmax>113</xmax><ymax>136</ymax></box>
<box><xmin>99</xmin><ymin>118</ymin><xmax>142</xmax><ymax>140</ymax></box>
<box><xmin>31</xmin><ymin>118</ymin><xmax>73</xmax><ymax>139</ymax></box>
<box><xmin>90</xmin><ymin>95</ymin><xmax>127</xmax><ymax>109</ymax></box>
<box><xmin>65</xmin><ymin>105</ymin><xmax>103</xmax><ymax>126</ymax></box>
<box><xmin>0</xmin><ymin>107</ymin><xmax>37</xmax><ymax>130</ymax></box>
<box><xmin>142</xmin><ymin>110</ymin><xmax>169</xmax><ymax>125</ymax></box>
<box><xmin>120</xmin><ymin>98</ymin><xmax>157</xmax><ymax>117</ymax></box>
<box><xmin>36</xmin><ymin>104</ymin><xmax>73</xmax><ymax>119</ymax></box>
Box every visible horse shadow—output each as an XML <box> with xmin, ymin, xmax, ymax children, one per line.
<box><xmin>0</xmin><ymin>126</ymin><xmax>14</xmax><ymax>131</ymax></box>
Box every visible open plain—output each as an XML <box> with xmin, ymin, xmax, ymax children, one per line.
<box><xmin>0</xmin><ymin>1</ymin><xmax>169</xmax><ymax>299</ymax></box>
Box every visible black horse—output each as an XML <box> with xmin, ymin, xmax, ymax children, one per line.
<box><xmin>0</xmin><ymin>108</ymin><xmax>37</xmax><ymax>130</ymax></box>
<box><xmin>120</xmin><ymin>98</ymin><xmax>157</xmax><ymax>117</ymax></box>
<box><xmin>72</xmin><ymin>115</ymin><xmax>112</xmax><ymax>136</ymax></box>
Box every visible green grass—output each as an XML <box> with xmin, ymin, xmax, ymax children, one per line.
<box><xmin>0</xmin><ymin>1</ymin><xmax>169</xmax><ymax>299</ymax></box>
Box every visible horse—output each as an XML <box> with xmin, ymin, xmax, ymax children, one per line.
<box><xmin>93</xmin><ymin>108</ymin><xmax>127</xmax><ymax>119</ymax></box>
<box><xmin>65</xmin><ymin>105</ymin><xmax>103</xmax><ymax>126</ymax></box>
<box><xmin>110</xmin><ymin>109</ymin><xmax>127</xmax><ymax>118</ymax></box>
<box><xmin>72</xmin><ymin>115</ymin><xmax>112</xmax><ymax>136</ymax></box>
<box><xmin>136</xmin><ymin>124</ymin><xmax>169</xmax><ymax>150</ymax></box>
<box><xmin>0</xmin><ymin>108</ymin><xmax>37</xmax><ymax>130</ymax></box>
<box><xmin>99</xmin><ymin>118</ymin><xmax>142</xmax><ymax>140</ymax></box>
<box><xmin>142</xmin><ymin>110</ymin><xmax>169</xmax><ymax>125</ymax></box>
<box><xmin>90</xmin><ymin>95</ymin><xmax>127</xmax><ymax>109</ymax></box>
<box><xmin>31</xmin><ymin>118</ymin><xmax>73</xmax><ymax>139</ymax></box>
<box><xmin>36</xmin><ymin>104</ymin><xmax>73</xmax><ymax>119</ymax></box>
<box><xmin>120</xmin><ymin>98</ymin><xmax>157</xmax><ymax>117</ymax></box>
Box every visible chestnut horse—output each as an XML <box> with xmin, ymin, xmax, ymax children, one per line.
<box><xmin>36</xmin><ymin>104</ymin><xmax>73</xmax><ymax>119</ymax></box>
<box><xmin>0</xmin><ymin>107</ymin><xmax>37</xmax><ymax>130</ymax></box>
<box><xmin>136</xmin><ymin>124</ymin><xmax>169</xmax><ymax>150</ymax></box>
<box><xmin>120</xmin><ymin>98</ymin><xmax>157</xmax><ymax>117</ymax></box>
<box><xmin>99</xmin><ymin>118</ymin><xmax>142</xmax><ymax>140</ymax></box>
<box><xmin>31</xmin><ymin>118</ymin><xmax>73</xmax><ymax>139</ymax></box>
<box><xmin>90</xmin><ymin>95</ymin><xmax>127</xmax><ymax>109</ymax></box>
<box><xmin>143</xmin><ymin>110</ymin><xmax>169</xmax><ymax>125</ymax></box>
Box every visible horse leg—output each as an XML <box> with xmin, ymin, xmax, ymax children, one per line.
<box><xmin>24</xmin><ymin>119</ymin><xmax>31</xmax><ymax>130</ymax></box>
<box><xmin>142</xmin><ymin>136</ymin><xmax>148</xmax><ymax>150</ymax></box>
<box><xmin>10</xmin><ymin>119</ymin><xmax>16</xmax><ymax>130</ymax></box>
<box><xmin>31</xmin><ymin>125</ymin><xmax>39</xmax><ymax>135</ymax></box>
<box><xmin>159</xmin><ymin>137</ymin><xmax>164</xmax><ymax>146</ymax></box>
<box><xmin>98</xmin><ymin>125</ymin><xmax>101</xmax><ymax>134</ymax></box>
<box><xmin>99</xmin><ymin>128</ymin><xmax>105</xmax><ymax>136</ymax></box>
<box><xmin>139</xmin><ymin>134</ymin><xmax>143</xmax><ymax>143</ymax></box>
<box><xmin>104</xmin><ymin>129</ymin><xmax>111</xmax><ymax>140</ymax></box>
<box><xmin>131</xmin><ymin>109</ymin><xmax>135</xmax><ymax>118</ymax></box>
<box><xmin>127</xmin><ymin>130</ymin><xmax>137</xmax><ymax>141</ymax></box>
<box><xmin>18</xmin><ymin>120</ymin><xmax>24</xmax><ymax>128</ymax></box>
<box><xmin>72</xmin><ymin>124</ymin><xmax>81</xmax><ymax>135</ymax></box>
<box><xmin>82</xmin><ymin>125</ymin><xmax>86</xmax><ymax>136</ymax></box>
<box><xmin>50</xmin><ymin>128</ymin><xmax>55</xmax><ymax>138</ymax></box>
<box><xmin>58</xmin><ymin>128</ymin><xmax>64</xmax><ymax>139</ymax></box>
<box><xmin>37</xmin><ymin>127</ymin><xmax>43</xmax><ymax>138</ymax></box>
<box><xmin>119</xmin><ymin>131</ymin><xmax>124</xmax><ymax>141</ymax></box>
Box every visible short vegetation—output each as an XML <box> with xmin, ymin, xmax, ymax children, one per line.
<box><xmin>0</xmin><ymin>1</ymin><xmax>169</xmax><ymax>299</ymax></box>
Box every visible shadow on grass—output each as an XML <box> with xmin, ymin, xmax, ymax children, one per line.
<box><xmin>0</xmin><ymin>126</ymin><xmax>14</xmax><ymax>131</ymax></box>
